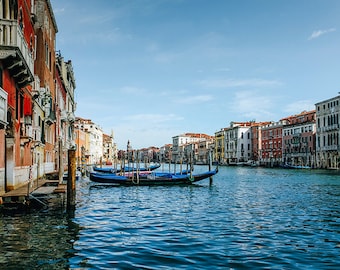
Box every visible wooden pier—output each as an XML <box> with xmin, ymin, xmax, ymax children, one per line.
<box><xmin>1</xmin><ymin>178</ymin><xmax>66</xmax><ymax>212</ymax></box>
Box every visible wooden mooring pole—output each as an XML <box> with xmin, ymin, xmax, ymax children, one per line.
<box><xmin>209</xmin><ymin>150</ymin><xmax>213</xmax><ymax>185</ymax></box>
<box><xmin>67</xmin><ymin>149</ymin><xmax>76</xmax><ymax>214</ymax></box>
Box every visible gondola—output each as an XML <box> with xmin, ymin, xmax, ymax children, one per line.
<box><xmin>93</xmin><ymin>163</ymin><xmax>161</xmax><ymax>173</ymax></box>
<box><xmin>89</xmin><ymin>167</ymin><xmax>218</xmax><ymax>186</ymax></box>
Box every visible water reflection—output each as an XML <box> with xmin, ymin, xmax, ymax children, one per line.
<box><xmin>1</xmin><ymin>167</ymin><xmax>340</xmax><ymax>269</ymax></box>
<box><xmin>0</xmin><ymin>211</ymin><xmax>80</xmax><ymax>269</ymax></box>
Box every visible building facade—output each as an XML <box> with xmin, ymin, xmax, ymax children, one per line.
<box><xmin>158</xmin><ymin>144</ymin><xmax>172</xmax><ymax>163</ymax></box>
<box><xmin>197</xmin><ymin>137</ymin><xmax>214</xmax><ymax>165</ymax></box>
<box><xmin>172</xmin><ymin>133</ymin><xmax>212</xmax><ymax>163</ymax></box>
<box><xmin>103</xmin><ymin>132</ymin><xmax>116</xmax><ymax>165</ymax></box>
<box><xmin>0</xmin><ymin>0</ymin><xmax>76</xmax><ymax>194</ymax></box>
<box><xmin>315</xmin><ymin>95</ymin><xmax>340</xmax><ymax>169</ymax></box>
<box><xmin>282</xmin><ymin>110</ymin><xmax>316</xmax><ymax>167</ymax></box>
<box><xmin>214</xmin><ymin>128</ymin><xmax>226</xmax><ymax>165</ymax></box>
<box><xmin>261</xmin><ymin>120</ymin><xmax>286</xmax><ymax>167</ymax></box>
<box><xmin>34</xmin><ymin>0</ymin><xmax>58</xmax><ymax>174</ymax></box>
<box><xmin>55</xmin><ymin>52</ymin><xmax>76</xmax><ymax>177</ymax></box>
<box><xmin>224</xmin><ymin>122</ymin><xmax>253</xmax><ymax>165</ymax></box>
<box><xmin>74</xmin><ymin>117</ymin><xmax>104</xmax><ymax>165</ymax></box>
<box><xmin>0</xmin><ymin>0</ymin><xmax>35</xmax><ymax>192</ymax></box>
<box><xmin>250</xmin><ymin>122</ymin><xmax>272</xmax><ymax>164</ymax></box>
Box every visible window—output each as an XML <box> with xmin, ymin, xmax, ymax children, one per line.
<box><xmin>0</xmin><ymin>87</ymin><xmax>8</xmax><ymax>126</ymax></box>
<box><xmin>19</xmin><ymin>9</ymin><xmax>24</xmax><ymax>29</ymax></box>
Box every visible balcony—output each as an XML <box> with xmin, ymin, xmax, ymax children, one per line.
<box><xmin>20</xmin><ymin>116</ymin><xmax>33</xmax><ymax>140</ymax></box>
<box><xmin>60</xmin><ymin>110</ymin><xmax>68</xmax><ymax>122</ymax></box>
<box><xmin>320</xmin><ymin>145</ymin><xmax>340</xmax><ymax>151</ymax></box>
<box><xmin>318</xmin><ymin>124</ymin><xmax>340</xmax><ymax>133</ymax></box>
<box><xmin>326</xmin><ymin>124</ymin><xmax>339</xmax><ymax>131</ymax></box>
<box><xmin>45</xmin><ymin>110</ymin><xmax>56</xmax><ymax>126</ymax></box>
<box><xmin>20</xmin><ymin>124</ymin><xmax>33</xmax><ymax>146</ymax></box>
<box><xmin>292</xmin><ymin>133</ymin><xmax>301</xmax><ymax>138</ymax></box>
<box><xmin>0</xmin><ymin>19</ymin><xmax>34</xmax><ymax>88</ymax></box>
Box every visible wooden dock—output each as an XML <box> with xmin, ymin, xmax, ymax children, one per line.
<box><xmin>1</xmin><ymin>178</ymin><xmax>66</xmax><ymax>212</ymax></box>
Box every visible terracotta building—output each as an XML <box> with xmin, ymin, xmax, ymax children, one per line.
<box><xmin>261</xmin><ymin>120</ymin><xmax>287</xmax><ymax>167</ymax></box>
<box><xmin>282</xmin><ymin>110</ymin><xmax>316</xmax><ymax>167</ymax></box>
<box><xmin>251</xmin><ymin>122</ymin><xmax>272</xmax><ymax>164</ymax></box>
<box><xmin>0</xmin><ymin>0</ymin><xmax>35</xmax><ymax>192</ymax></box>
<box><xmin>0</xmin><ymin>1</ymin><xmax>76</xmax><ymax>194</ymax></box>
<box><xmin>34</xmin><ymin>0</ymin><xmax>58</xmax><ymax>174</ymax></box>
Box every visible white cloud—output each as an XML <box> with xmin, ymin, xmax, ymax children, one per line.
<box><xmin>124</xmin><ymin>113</ymin><xmax>184</xmax><ymax>123</ymax></box>
<box><xmin>229</xmin><ymin>91</ymin><xmax>276</xmax><ymax>120</ymax></box>
<box><xmin>215</xmin><ymin>67</ymin><xmax>230</xmax><ymax>72</ymax></box>
<box><xmin>146</xmin><ymin>42</ymin><xmax>160</xmax><ymax>52</ymax></box>
<box><xmin>198</xmin><ymin>78</ymin><xmax>282</xmax><ymax>88</ymax></box>
<box><xmin>119</xmin><ymin>86</ymin><xmax>146</xmax><ymax>95</ymax></box>
<box><xmin>283</xmin><ymin>100</ymin><xmax>315</xmax><ymax>114</ymax></box>
<box><xmin>113</xmin><ymin>126</ymin><xmax>181</xmax><ymax>149</ymax></box>
<box><xmin>53</xmin><ymin>8</ymin><xmax>65</xmax><ymax>14</ymax></box>
<box><xmin>175</xmin><ymin>95</ymin><xmax>214</xmax><ymax>104</ymax></box>
<box><xmin>154</xmin><ymin>52</ymin><xmax>180</xmax><ymax>63</ymax></box>
<box><xmin>308</xmin><ymin>28</ymin><xmax>336</xmax><ymax>40</ymax></box>
<box><xmin>112</xmin><ymin>114</ymin><xmax>185</xmax><ymax>148</ymax></box>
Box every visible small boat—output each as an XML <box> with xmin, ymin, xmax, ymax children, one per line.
<box><xmin>63</xmin><ymin>171</ymin><xmax>81</xmax><ymax>180</ymax></box>
<box><xmin>244</xmin><ymin>160</ymin><xmax>258</xmax><ymax>167</ymax></box>
<box><xmin>281</xmin><ymin>163</ymin><xmax>311</xmax><ymax>169</ymax></box>
<box><xmin>89</xmin><ymin>167</ymin><xmax>218</xmax><ymax>186</ymax></box>
<box><xmin>93</xmin><ymin>163</ymin><xmax>161</xmax><ymax>173</ymax></box>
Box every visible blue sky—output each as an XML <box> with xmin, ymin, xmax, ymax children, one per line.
<box><xmin>51</xmin><ymin>0</ymin><xmax>340</xmax><ymax>150</ymax></box>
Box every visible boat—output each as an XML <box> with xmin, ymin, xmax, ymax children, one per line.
<box><xmin>89</xmin><ymin>167</ymin><xmax>218</xmax><ymax>186</ymax></box>
<box><xmin>281</xmin><ymin>163</ymin><xmax>311</xmax><ymax>169</ymax></box>
<box><xmin>63</xmin><ymin>170</ymin><xmax>81</xmax><ymax>180</ymax></box>
<box><xmin>244</xmin><ymin>160</ymin><xmax>258</xmax><ymax>167</ymax></box>
<box><xmin>93</xmin><ymin>163</ymin><xmax>161</xmax><ymax>173</ymax></box>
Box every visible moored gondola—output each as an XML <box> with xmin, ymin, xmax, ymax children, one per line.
<box><xmin>89</xmin><ymin>167</ymin><xmax>218</xmax><ymax>186</ymax></box>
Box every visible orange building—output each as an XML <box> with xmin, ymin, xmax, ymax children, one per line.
<box><xmin>74</xmin><ymin>125</ymin><xmax>88</xmax><ymax>169</ymax></box>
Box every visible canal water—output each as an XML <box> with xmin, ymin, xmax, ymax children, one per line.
<box><xmin>1</xmin><ymin>166</ymin><xmax>340</xmax><ymax>269</ymax></box>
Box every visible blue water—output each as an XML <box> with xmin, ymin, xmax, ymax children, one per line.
<box><xmin>1</xmin><ymin>166</ymin><xmax>340</xmax><ymax>269</ymax></box>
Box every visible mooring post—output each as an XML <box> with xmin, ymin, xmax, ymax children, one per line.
<box><xmin>209</xmin><ymin>150</ymin><xmax>213</xmax><ymax>185</ymax></box>
<box><xmin>67</xmin><ymin>148</ymin><xmax>76</xmax><ymax>213</ymax></box>
<box><xmin>58</xmin><ymin>139</ymin><xmax>64</xmax><ymax>184</ymax></box>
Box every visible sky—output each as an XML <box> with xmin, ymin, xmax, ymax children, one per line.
<box><xmin>50</xmin><ymin>0</ymin><xmax>340</xmax><ymax>150</ymax></box>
